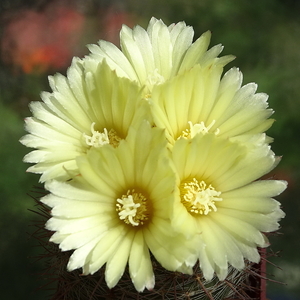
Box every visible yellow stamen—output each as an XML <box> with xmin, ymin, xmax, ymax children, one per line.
<box><xmin>116</xmin><ymin>190</ymin><xmax>149</xmax><ymax>226</ymax></box>
<box><xmin>180</xmin><ymin>178</ymin><xmax>222</xmax><ymax>215</ymax></box>
<box><xmin>108</xmin><ymin>128</ymin><xmax>122</xmax><ymax>148</ymax></box>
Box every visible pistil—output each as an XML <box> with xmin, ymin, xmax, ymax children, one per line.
<box><xmin>180</xmin><ymin>178</ymin><xmax>222</xmax><ymax>215</ymax></box>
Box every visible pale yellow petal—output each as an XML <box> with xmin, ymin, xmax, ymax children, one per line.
<box><xmin>42</xmin><ymin>197</ymin><xmax>113</xmax><ymax>218</ymax></box>
<box><xmin>67</xmin><ymin>236</ymin><xmax>102</xmax><ymax>271</ymax></box>
<box><xmin>171</xmin><ymin>200</ymin><xmax>199</xmax><ymax>238</ymax></box>
<box><xmin>198</xmin><ymin>243</ymin><xmax>215</xmax><ymax>280</ymax></box>
<box><xmin>210</xmin><ymin>212</ymin><xmax>268</xmax><ymax>247</ymax></box>
<box><xmin>87</xmin><ymin>225</ymin><xmax>126</xmax><ymax>275</ymax></box>
<box><xmin>147</xmin><ymin>18</ymin><xmax>172</xmax><ymax>78</ymax></box>
<box><xmin>143</xmin><ymin>227</ymin><xmax>181</xmax><ymax>271</ymax></box>
<box><xmin>217</xmin><ymin>207</ymin><xmax>284</xmax><ymax>233</ymax></box>
<box><xmin>169</xmin><ymin>21</ymin><xmax>194</xmax><ymax>75</ymax></box>
<box><xmin>178</xmin><ymin>30</ymin><xmax>211</xmax><ymax>72</ymax></box>
<box><xmin>222</xmin><ymin>180</ymin><xmax>287</xmax><ymax>198</ymax></box>
<box><xmin>197</xmin><ymin>217</ymin><xmax>229</xmax><ymax>279</ymax></box>
<box><xmin>44</xmin><ymin>179</ymin><xmax>108</xmax><ymax>202</ymax></box>
<box><xmin>120</xmin><ymin>25</ymin><xmax>152</xmax><ymax>83</ymax></box>
<box><xmin>129</xmin><ymin>230</ymin><xmax>155</xmax><ymax>292</ymax></box>
<box><xmin>46</xmin><ymin>214</ymin><xmax>113</xmax><ymax>234</ymax></box>
<box><xmin>105</xmin><ymin>230</ymin><xmax>134</xmax><ymax>288</ymax></box>
<box><xmin>87</xmin><ymin>40</ymin><xmax>137</xmax><ymax>80</ymax></box>
<box><xmin>50</xmin><ymin>220</ymin><xmax>118</xmax><ymax>251</ymax></box>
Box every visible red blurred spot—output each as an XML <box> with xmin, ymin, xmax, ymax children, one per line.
<box><xmin>1</xmin><ymin>2</ymin><xmax>85</xmax><ymax>73</ymax></box>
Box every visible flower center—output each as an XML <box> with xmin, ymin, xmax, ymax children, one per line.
<box><xmin>180</xmin><ymin>178</ymin><xmax>222</xmax><ymax>215</ymax></box>
<box><xmin>180</xmin><ymin>120</ymin><xmax>220</xmax><ymax>139</ymax></box>
<box><xmin>116</xmin><ymin>190</ymin><xmax>149</xmax><ymax>226</ymax></box>
<box><xmin>84</xmin><ymin>122</ymin><xmax>121</xmax><ymax>148</ymax></box>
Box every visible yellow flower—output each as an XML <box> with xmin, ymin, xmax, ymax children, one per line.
<box><xmin>149</xmin><ymin>65</ymin><xmax>274</xmax><ymax>145</ymax></box>
<box><xmin>171</xmin><ymin>133</ymin><xmax>286</xmax><ymax>280</ymax></box>
<box><xmin>86</xmin><ymin>17</ymin><xmax>233</xmax><ymax>93</ymax></box>
<box><xmin>41</xmin><ymin>122</ymin><xmax>197</xmax><ymax>292</ymax></box>
<box><xmin>21</xmin><ymin>16</ymin><xmax>287</xmax><ymax>293</ymax></box>
<box><xmin>20</xmin><ymin>61</ymin><xmax>149</xmax><ymax>182</ymax></box>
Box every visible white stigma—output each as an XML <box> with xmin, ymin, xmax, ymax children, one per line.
<box><xmin>117</xmin><ymin>195</ymin><xmax>141</xmax><ymax>226</ymax></box>
<box><xmin>181</xmin><ymin>178</ymin><xmax>222</xmax><ymax>215</ymax></box>
<box><xmin>116</xmin><ymin>190</ymin><xmax>148</xmax><ymax>226</ymax></box>
<box><xmin>84</xmin><ymin>122</ymin><xmax>110</xmax><ymax>147</ymax></box>
<box><xmin>145</xmin><ymin>68</ymin><xmax>165</xmax><ymax>91</ymax></box>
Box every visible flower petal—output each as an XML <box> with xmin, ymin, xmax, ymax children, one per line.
<box><xmin>105</xmin><ymin>230</ymin><xmax>135</xmax><ymax>288</ymax></box>
<box><xmin>129</xmin><ymin>230</ymin><xmax>155</xmax><ymax>292</ymax></box>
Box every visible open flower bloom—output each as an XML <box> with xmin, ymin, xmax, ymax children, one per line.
<box><xmin>41</xmin><ymin>122</ymin><xmax>197</xmax><ymax>292</ymax></box>
<box><xmin>149</xmin><ymin>65</ymin><xmax>274</xmax><ymax>145</ymax></box>
<box><xmin>20</xmin><ymin>17</ymin><xmax>258</xmax><ymax>183</ymax></box>
<box><xmin>20</xmin><ymin>60</ymin><xmax>149</xmax><ymax>182</ymax></box>
<box><xmin>171</xmin><ymin>133</ymin><xmax>286</xmax><ymax>280</ymax></box>
<box><xmin>86</xmin><ymin>17</ymin><xmax>234</xmax><ymax>93</ymax></box>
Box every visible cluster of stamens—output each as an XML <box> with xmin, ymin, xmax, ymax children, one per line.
<box><xmin>180</xmin><ymin>178</ymin><xmax>222</xmax><ymax>215</ymax></box>
<box><xmin>145</xmin><ymin>68</ymin><xmax>165</xmax><ymax>92</ymax></box>
<box><xmin>84</xmin><ymin>122</ymin><xmax>121</xmax><ymax>148</ymax></box>
<box><xmin>180</xmin><ymin>120</ymin><xmax>220</xmax><ymax>139</ymax></box>
<box><xmin>116</xmin><ymin>190</ymin><xmax>149</xmax><ymax>226</ymax></box>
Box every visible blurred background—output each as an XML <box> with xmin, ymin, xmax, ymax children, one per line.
<box><xmin>0</xmin><ymin>0</ymin><xmax>299</xmax><ymax>299</ymax></box>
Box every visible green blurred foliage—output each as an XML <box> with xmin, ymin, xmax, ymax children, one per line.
<box><xmin>1</xmin><ymin>0</ymin><xmax>300</xmax><ymax>299</ymax></box>
<box><xmin>0</xmin><ymin>102</ymin><xmax>47</xmax><ymax>299</ymax></box>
